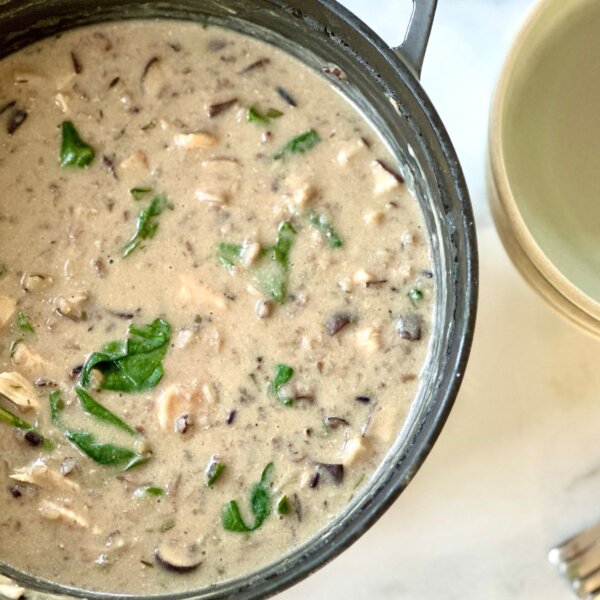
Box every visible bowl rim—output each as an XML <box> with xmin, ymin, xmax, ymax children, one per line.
<box><xmin>488</xmin><ymin>0</ymin><xmax>600</xmax><ymax>327</ymax></box>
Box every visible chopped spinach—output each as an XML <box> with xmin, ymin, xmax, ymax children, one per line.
<box><xmin>159</xmin><ymin>519</ymin><xmax>176</xmax><ymax>533</ymax></box>
<box><xmin>0</xmin><ymin>405</ymin><xmax>53</xmax><ymax>450</ymax></box>
<box><xmin>307</xmin><ymin>210</ymin><xmax>343</xmax><ymax>248</ymax></box>
<box><xmin>135</xmin><ymin>486</ymin><xmax>164</xmax><ymax>498</ymax></box>
<box><xmin>272</xmin><ymin>363</ymin><xmax>294</xmax><ymax>406</ymax></box>
<box><xmin>273</xmin><ymin>129</ymin><xmax>320</xmax><ymax>159</ymax></box>
<box><xmin>276</xmin><ymin>495</ymin><xmax>290</xmax><ymax>515</ymax></box>
<box><xmin>16</xmin><ymin>311</ymin><xmax>34</xmax><ymax>333</ymax></box>
<box><xmin>75</xmin><ymin>387</ymin><xmax>137</xmax><ymax>435</ymax></box>
<box><xmin>122</xmin><ymin>194</ymin><xmax>168</xmax><ymax>257</ymax></box>
<box><xmin>409</xmin><ymin>288</ymin><xmax>423</xmax><ymax>305</ymax></box>
<box><xmin>217</xmin><ymin>222</ymin><xmax>297</xmax><ymax>304</ymax></box>
<box><xmin>206</xmin><ymin>457</ymin><xmax>225</xmax><ymax>487</ymax></box>
<box><xmin>80</xmin><ymin>318</ymin><xmax>171</xmax><ymax>393</ymax></box>
<box><xmin>49</xmin><ymin>390</ymin><xmax>65</xmax><ymax>425</ymax></box>
<box><xmin>0</xmin><ymin>263</ymin><xmax>6</xmax><ymax>278</ymax></box>
<box><xmin>60</xmin><ymin>121</ymin><xmax>95</xmax><ymax>168</ymax></box>
<box><xmin>222</xmin><ymin>463</ymin><xmax>274</xmax><ymax>532</ymax></box>
<box><xmin>247</xmin><ymin>106</ymin><xmax>283</xmax><ymax>125</ymax></box>
<box><xmin>130</xmin><ymin>187</ymin><xmax>153</xmax><ymax>201</ymax></box>
<box><xmin>253</xmin><ymin>221</ymin><xmax>296</xmax><ymax>304</ymax></box>
<box><xmin>64</xmin><ymin>430</ymin><xmax>145</xmax><ymax>469</ymax></box>
<box><xmin>217</xmin><ymin>243</ymin><xmax>243</xmax><ymax>269</ymax></box>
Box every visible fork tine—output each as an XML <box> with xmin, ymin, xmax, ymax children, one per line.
<box><xmin>573</xmin><ymin>567</ymin><xmax>600</xmax><ymax>598</ymax></box>
<box><xmin>549</xmin><ymin>521</ymin><xmax>600</xmax><ymax>564</ymax></box>
<box><xmin>561</xmin><ymin>542</ymin><xmax>600</xmax><ymax>579</ymax></box>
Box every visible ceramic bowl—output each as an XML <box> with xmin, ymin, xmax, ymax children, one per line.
<box><xmin>488</xmin><ymin>0</ymin><xmax>600</xmax><ymax>337</ymax></box>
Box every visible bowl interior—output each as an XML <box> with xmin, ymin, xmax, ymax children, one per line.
<box><xmin>499</xmin><ymin>0</ymin><xmax>600</xmax><ymax>313</ymax></box>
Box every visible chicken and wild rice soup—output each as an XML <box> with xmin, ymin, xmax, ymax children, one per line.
<box><xmin>0</xmin><ymin>20</ymin><xmax>433</xmax><ymax>595</ymax></box>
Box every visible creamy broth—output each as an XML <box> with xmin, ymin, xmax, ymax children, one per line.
<box><xmin>0</xmin><ymin>21</ymin><xmax>433</xmax><ymax>595</ymax></box>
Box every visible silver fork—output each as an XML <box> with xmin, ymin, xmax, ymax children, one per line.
<box><xmin>549</xmin><ymin>521</ymin><xmax>600</xmax><ymax>598</ymax></box>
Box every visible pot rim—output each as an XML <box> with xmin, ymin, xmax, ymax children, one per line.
<box><xmin>0</xmin><ymin>1</ymin><xmax>478</xmax><ymax>598</ymax></box>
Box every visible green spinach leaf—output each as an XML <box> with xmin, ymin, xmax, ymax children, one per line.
<box><xmin>248</xmin><ymin>106</ymin><xmax>283</xmax><ymax>125</ymax></box>
<box><xmin>222</xmin><ymin>463</ymin><xmax>274</xmax><ymax>533</ymax></box>
<box><xmin>307</xmin><ymin>210</ymin><xmax>343</xmax><ymax>248</ymax></box>
<box><xmin>75</xmin><ymin>387</ymin><xmax>137</xmax><ymax>435</ymax></box>
<box><xmin>272</xmin><ymin>363</ymin><xmax>294</xmax><ymax>406</ymax></box>
<box><xmin>130</xmin><ymin>187</ymin><xmax>153</xmax><ymax>201</ymax></box>
<box><xmin>60</xmin><ymin>121</ymin><xmax>95</xmax><ymax>168</ymax></box>
<box><xmin>49</xmin><ymin>390</ymin><xmax>64</xmax><ymax>425</ymax></box>
<box><xmin>273</xmin><ymin>129</ymin><xmax>320</xmax><ymax>159</ymax></box>
<box><xmin>0</xmin><ymin>405</ymin><xmax>53</xmax><ymax>450</ymax></box>
<box><xmin>217</xmin><ymin>243</ymin><xmax>243</xmax><ymax>269</ymax></box>
<box><xmin>64</xmin><ymin>430</ymin><xmax>145</xmax><ymax>469</ymax></box>
<box><xmin>80</xmin><ymin>318</ymin><xmax>171</xmax><ymax>393</ymax></box>
<box><xmin>16</xmin><ymin>311</ymin><xmax>34</xmax><ymax>333</ymax></box>
<box><xmin>122</xmin><ymin>194</ymin><xmax>168</xmax><ymax>258</ymax></box>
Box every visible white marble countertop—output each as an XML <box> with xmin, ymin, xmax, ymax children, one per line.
<box><xmin>278</xmin><ymin>1</ymin><xmax>600</xmax><ymax>598</ymax></box>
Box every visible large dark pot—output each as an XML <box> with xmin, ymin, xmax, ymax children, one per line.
<box><xmin>0</xmin><ymin>1</ymin><xmax>478</xmax><ymax>598</ymax></box>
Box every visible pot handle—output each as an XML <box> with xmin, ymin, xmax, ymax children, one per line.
<box><xmin>393</xmin><ymin>0</ymin><xmax>437</xmax><ymax>79</ymax></box>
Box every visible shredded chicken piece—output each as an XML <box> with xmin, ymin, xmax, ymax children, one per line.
<box><xmin>174</xmin><ymin>132</ymin><xmax>218</xmax><ymax>149</ymax></box>
<box><xmin>240</xmin><ymin>241</ymin><xmax>261</xmax><ymax>268</ymax></box>
<box><xmin>0</xmin><ymin>296</ymin><xmax>16</xmax><ymax>329</ymax></box>
<box><xmin>355</xmin><ymin>326</ymin><xmax>381</xmax><ymax>353</ymax></box>
<box><xmin>0</xmin><ymin>575</ymin><xmax>25</xmax><ymax>600</ymax></box>
<box><xmin>371</xmin><ymin>159</ymin><xmax>402</xmax><ymax>195</ymax></box>
<box><xmin>194</xmin><ymin>159</ymin><xmax>240</xmax><ymax>205</ymax></box>
<box><xmin>177</xmin><ymin>275</ymin><xmax>227</xmax><ymax>312</ymax></box>
<box><xmin>0</xmin><ymin>371</ymin><xmax>39</xmax><ymax>410</ymax></box>
<box><xmin>336</xmin><ymin>138</ymin><xmax>368</xmax><ymax>165</ymax></box>
<box><xmin>11</xmin><ymin>344</ymin><xmax>51</xmax><ymax>378</ymax></box>
<box><xmin>120</xmin><ymin>150</ymin><xmax>149</xmax><ymax>173</ymax></box>
<box><xmin>352</xmin><ymin>269</ymin><xmax>375</xmax><ymax>286</ymax></box>
<box><xmin>39</xmin><ymin>499</ymin><xmax>89</xmax><ymax>528</ymax></box>
<box><xmin>156</xmin><ymin>383</ymin><xmax>215</xmax><ymax>432</ymax></box>
<box><xmin>11</xmin><ymin>459</ymin><xmax>81</xmax><ymax>493</ymax></box>
<box><xmin>54</xmin><ymin>91</ymin><xmax>72</xmax><ymax>113</ymax></box>
<box><xmin>342</xmin><ymin>436</ymin><xmax>370</xmax><ymax>466</ymax></box>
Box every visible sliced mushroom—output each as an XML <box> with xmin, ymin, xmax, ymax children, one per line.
<box><xmin>55</xmin><ymin>291</ymin><xmax>90</xmax><ymax>322</ymax></box>
<box><xmin>323</xmin><ymin>416</ymin><xmax>350</xmax><ymax>430</ymax></box>
<box><xmin>154</xmin><ymin>541</ymin><xmax>202</xmax><ymax>573</ymax></box>
<box><xmin>38</xmin><ymin>499</ymin><xmax>89</xmax><ymax>528</ymax></box>
<box><xmin>20</xmin><ymin>273</ymin><xmax>53</xmax><ymax>293</ymax></box>
<box><xmin>0</xmin><ymin>296</ymin><xmax>16</xmax><ymax>329</ymax></box>
<box><xmin>396</xmin><ymin>314</ymin><xmax>422</xmax><ymax>341</ymax></box>
<box><xmin>0</xmin><ymin>371</ymin><xmax>39</xmax><ymax>410</ymax></box>
<box><xmin>326</xmin><ymin>312</ymin><xmax>351</xmax><ymax>336</ymax></box>
<box><xmin>317</xmin><ymin>462</ymin><xmax>344</xmax><ymax>485</ymax></box>
<box><xmin>141</xmin><ymin>56</ymin><xmax>165</xmax><ymax>97</ymax></box>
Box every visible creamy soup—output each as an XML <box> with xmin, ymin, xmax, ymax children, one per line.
<box><xmin>0</xmin><ymin>20</ymin><xmax>433</xmax><ymax>595</ymax></box>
